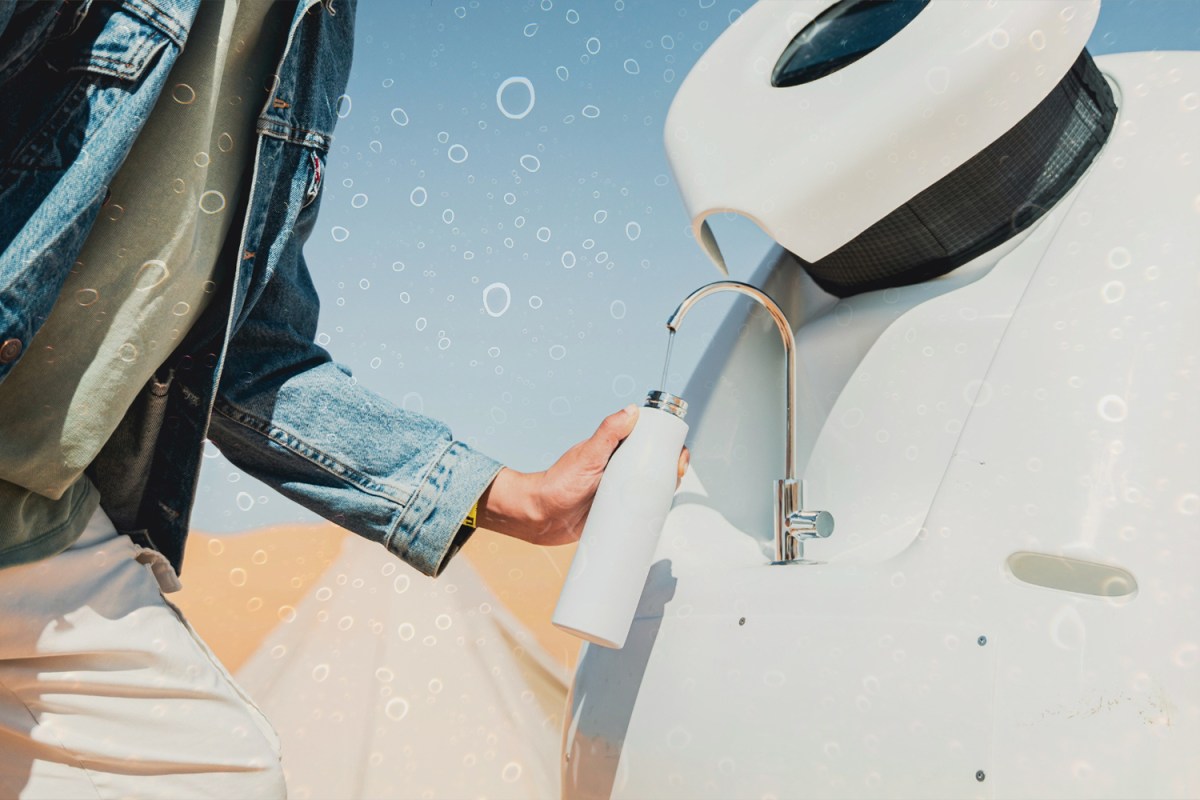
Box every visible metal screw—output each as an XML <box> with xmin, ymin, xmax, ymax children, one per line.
<box><xmin>738</xmin><ymin>617</ymin><xmax>746</xmax><ymax>626</ymax></box>
<box><xmin>977</xmin><ymin>635</ymin><xmax>988</xmax><ymax>646</ymax></box>
<box><xmin>976</xmin><ymin>770</ymin><xmax>986</xmax><ymax>782</ymax></box>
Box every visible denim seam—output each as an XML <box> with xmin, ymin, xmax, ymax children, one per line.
<box><xmin>384</xmin><ymin>440</ymin><xmax>456</xmax><ymax>558</ymax></box>
<box><xmin>256</xmin><ymin>118</ymin><xmax>332</xmax><ymax>150</ymax></box>
<box><xmin>213</xmin><ymin>400</ymin><xmax>415</xmax><ymax>503</ymax></box>
<box><xmin>122</xmin><ymin>0</ymin><xmax>190</xmax><ymax>50</ymax></box>
<box><xmin>74</xmin><ymin>39</ymin><xmax>161</xmax><ymax>78</ymax></box>
<box><xmin>72</xmin><ymin>41</ymin><xmax>165</xmax><ymax>81</ymax></box>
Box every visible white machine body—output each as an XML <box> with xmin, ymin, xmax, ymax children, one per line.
<box><xmin>562</xmin><ymin>48</ymin><xmax>1200</xmax><ymax>800</ymax></box>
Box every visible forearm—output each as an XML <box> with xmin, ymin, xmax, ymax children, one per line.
<box><xmin>475</xmin><ymin>467</ymin><xmax>549</xmax><ymax>542</ymax></box>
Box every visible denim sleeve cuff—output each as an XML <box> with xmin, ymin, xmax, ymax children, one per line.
<box><xmin>386</xmin><ymin>440</ymin><xmax>503</xmax><ymax>577</ymax></box>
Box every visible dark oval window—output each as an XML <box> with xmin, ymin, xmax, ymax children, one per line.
<box><xmin>772</xmin><ymin>0</ymin><xmax>930</xmax><ymax>87</ymax></box>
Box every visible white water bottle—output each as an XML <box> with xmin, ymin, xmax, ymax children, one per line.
<box><xmin>552</xmin><ymin>390</ymin><xmax>688</xmax><ymax>649</ymax></box>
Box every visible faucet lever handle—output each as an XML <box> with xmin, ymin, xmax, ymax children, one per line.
<box><xmin>774</xmin><ymin>479</ymin><xmax>835</xmax><ymax>563</ymax></box>
<box><xmin>788</xmin><ymin>510</ymin><xmax>834</xmax><ymax>540</ymax></box>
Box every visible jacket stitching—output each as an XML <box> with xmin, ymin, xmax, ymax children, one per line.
<box><xmin>123</xmin><ymin>0</ymin><xmax>189</xmax><ymax>49</ymax></box>
<box><xmin>384</xmin><ymin>441</ymin><xmax>456</xmax><ymax>557</ymax></box>
<box><xmin>79</xmin><ymin>48</ymin><xmax>157</xmax><ymax>70</ymax></box>
<box><xmin>256</xmin><ymin>119</ymin><xmax>332</xmax><ymax>149</ymax></box>
<box><xmin>71</xmin><ymin>51</ymin><xmax>161</xmax><ymax>80</ymax></box>
<box><xmin>213</xmin><ymin>401</ymin><xmax>413</xmax><ymax>503</ymax></box>
<box><xmin>257</xmin><ymin>127</ymin><xmax>330</xmax><ymax>149</ymax></box>
<box><xmin>84</xmin><ymin>54</ymin><xmax>138</xmax><ymax>65</ymax></box>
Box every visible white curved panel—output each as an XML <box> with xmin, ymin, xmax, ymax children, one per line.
<box><xmin>666</xmin><ymin>0</ymin><xmax>1099</xmax><ymax>263</ymax></box>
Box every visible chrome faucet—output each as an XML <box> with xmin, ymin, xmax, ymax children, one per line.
<box><xmin>666</xmin><ymin>281</ymin><xmax>834</xmax><ymax>563</ymax></box>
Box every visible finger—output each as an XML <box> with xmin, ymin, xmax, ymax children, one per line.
<box><xmin>675</xmin><ymin>446</ymin><xmax>690</xmax><ymax>489</ymax></box>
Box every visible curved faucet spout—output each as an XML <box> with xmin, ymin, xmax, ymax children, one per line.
<box><xmin>667</xmin><ymin>280</ymin><xmax>798</xmax><ymax>483</ymax></box>
<box><xmin>666</xmin><ymin>280</ymin><xmax>832</xmax><ymax>563</ymax></box>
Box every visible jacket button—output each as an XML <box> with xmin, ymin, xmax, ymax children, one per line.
<box><xmin>0</xmin><ymin>338</ymin><xmax>22</xmax><ymax>364</ymax></box>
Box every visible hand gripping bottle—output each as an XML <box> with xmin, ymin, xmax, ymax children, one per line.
<box><xmin>552</xmin><ymin>390</ymin><xmax>688</xmax><ymax>648</ymax></box>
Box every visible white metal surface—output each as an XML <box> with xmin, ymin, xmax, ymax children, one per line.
<box><xmin>563</xmin><ymin>51</ymin><xmax>1200</xmax><ymax>799</ymax></box>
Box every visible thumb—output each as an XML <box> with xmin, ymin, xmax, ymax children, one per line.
<box><xmin>584</xmin><ymin>405</ymin><xmax>638</xmax><ymax>463</ymax></box>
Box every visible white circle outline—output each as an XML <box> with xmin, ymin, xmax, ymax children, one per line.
<box><xmin>496</xmin><ymin>77</ymin><xmax>536</xmax><ymax>120</ymax></box>
<box><xmin>483</xmin><ymin>282</ymin><xmax>512</xmax><ymax>317</ymax></box>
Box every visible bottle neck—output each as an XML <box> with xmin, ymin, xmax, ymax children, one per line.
<box><xmin>645</xmin><ymin>389</ymin><xmax>687</xmax><ymax>420</ymax></box>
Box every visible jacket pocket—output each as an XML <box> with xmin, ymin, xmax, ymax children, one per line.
<box><xmin>63</xmin><ymin>0</ymin><xmax>174</xmax><ymax>81</ymax></box>
<box><xmin>3</xmin><ymin>0</ymin><xmax>175</xmax><ymax>171</ymax></box>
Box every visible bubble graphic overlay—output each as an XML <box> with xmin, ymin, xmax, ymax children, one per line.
<box><xmin>497</xmin><ymin>77</ymin><xmax>536</xmax><ymax>120</ymax></box>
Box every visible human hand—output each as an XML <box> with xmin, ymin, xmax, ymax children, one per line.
<box><xmin>475</xmin><ymin>406</ymin><xmax>689</xmax><ymax>546</ymax></box>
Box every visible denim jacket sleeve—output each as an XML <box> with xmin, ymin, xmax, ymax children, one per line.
<box><xmin>209</xmin><ymin>249</ymin><xmax>503</xmax><ymax>576</ymax></box>
<box><xmin>201</xmin><ymin>0</ymin><xmax>502</xmax><ymax>579</ymax></box>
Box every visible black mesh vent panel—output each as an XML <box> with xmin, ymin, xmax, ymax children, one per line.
<box><xmin>797</xmin><ymin>50</ymin><xmax>1116</xmax><ymax>298</ymax></box>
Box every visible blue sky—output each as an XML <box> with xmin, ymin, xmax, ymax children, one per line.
<box><xmin>194</xmin><ymin>0</ymin><xmax>1200</xmax><ymax>532</ymax></box>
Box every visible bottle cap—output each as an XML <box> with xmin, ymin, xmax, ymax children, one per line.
<box><xmin>645</xmin><ymin>390</ymin><xmax>687</xmax><ymax>419</ymax></box>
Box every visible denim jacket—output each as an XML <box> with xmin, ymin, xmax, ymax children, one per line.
<box><xmin>0</xmin><ymin>0</ymin><xmax>502</xmax><ymax>576</ymax></box>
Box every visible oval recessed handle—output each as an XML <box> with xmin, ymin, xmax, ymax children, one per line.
<box><xmin>1006</xmin><ymin>551</ymin><xmax>1137</xmax><ymax>598</ymax></box>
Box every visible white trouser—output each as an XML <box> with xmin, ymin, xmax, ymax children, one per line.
<box><xmin>0</xmin><ymin>506</ymin><xmax>285</xmax><ymax>799</ymax></box>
